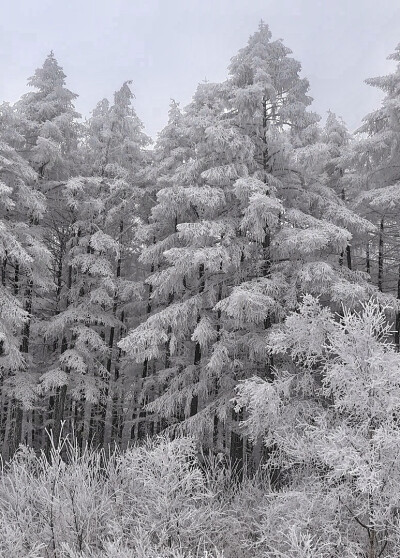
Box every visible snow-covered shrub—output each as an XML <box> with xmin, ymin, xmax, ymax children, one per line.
<box><xmin>112</xmin><ymin>436</ymin><xmax>224</xmax><ymax>553</ymax></box>
<box><xmin>0</xmin><ymin>435</ymin><xmax>231</xmax><ymax>557</ymax></box>
<box><xmin>235</xmin><ymin>298</ymin><xmax>400</xmax><ymax>557</ymax></box>
<box><xmin>0</xmin><ymin>438</ymin><xmax>115</xmax><ymax>557</ymax></box>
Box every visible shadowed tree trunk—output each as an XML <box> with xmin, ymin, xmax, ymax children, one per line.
<box><xmin>378</xmin><ymin>217</ymin><xmax>384</xmax><ymax>292</ymax></box>
<box><xmin>100</xmin><ymin>221</ymin><xmax>123</xmax><ymax>448</ymax></box>
<box><xmin>395</xmin><ymin>264</ymin><xmax>400</xmax><ymax>352</ymax></box>
<box><xmin>190</xmin><ymin>263</ymin><xmax>204</xmax><ymax>418</ymax></box>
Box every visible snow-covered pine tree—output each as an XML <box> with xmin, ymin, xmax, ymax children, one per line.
<box><xmin>207</xmin><ymin>23</ymin><xmax>374</xmax><ymax>469</ymax></box>
<box><xmin>39</xmin><ymin>81</ymin><xmax>151</xmax><ymax>448</ymax></box>
<box><xmin>120</xmin><ymin>98</ymin><xmax>192</xmax><ymax>444</ymax></box>
<box><xmin>38</xmin><ymin>175</ymin><xmax>115</xmax><ymax>447</ymax></box>
<box><xmin>14</xmin><ymin>53</ymin><xmax>83</xmax><ymax>447</ymax></box>
<box><xmin>322</xmin><ymin>111</ymin><xmax>353</xmax><ymax>268</ymax></box>
<box><xmin>119</xmin><ymin>23</ymin><xmax>372</xmax><ymax>469</ymax></box>
<box><xmin>119</xmin><ymin>80</ymin><xmax>234</xmax><ymax>446</ymax></box>
<box><xmin>16</xmin><ymin>53</ymin><xmax>81</xmax><ymax>330</ymax></box>
<box><xmin>347</xmin><ymin>44</ymin><xmax>400</xmax><ymax>346</ymax></box>
<box><xmin>0</xmin><ymin>102</ymin><xmax>50</xmax><ymax>457</ymax></box>
<box><xmin>17</xmin><ymin>51</ymin><xmax>81</xmax><ymax>181</ymax></box>
<box><xmin>86</xmin><ymin>81</ymin><xmax>151</xmax><ymax>448</ymax></box>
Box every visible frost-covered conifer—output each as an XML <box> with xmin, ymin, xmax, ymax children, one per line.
<box><xmin>347</xmin><ymin>45</ymin><xmax>400</xmax><ymax>344</ymax></box>
<box><xmin>17</xmin><ymin>51</ymin><xmax>81</xmax><ymax>181</ymax></box>
<box><xmin>120</xmin><ymin>80</ymin><xmax>242</xmax><ymax>447</ymax></box>
<box><xmin>86</xmin><ymin>81</ymin><xmax>151</xmax><ymax>447</ymax></box>
<box><xmin>39</xmin><ymin>82</ymin><xmax>150</xmax><ymax>447</ymax></box>
<box><xmin>11</xmin><ymin>53</ymin><xmax>85</xmax><ymax>448</ymax></box>
<box><xmin>118</xmin><ymin>99</ymin><xmax>193</xmax><ymax>442</ymax></box>
<box><xmin>0</xmin><ymin>103</ymin><xmax>50</xmax><ymax>457</ymax></box>
<box><xmin>119</xmin><ymin>23</ymin><xmax>370</xmax><ymax>464</ymax></box>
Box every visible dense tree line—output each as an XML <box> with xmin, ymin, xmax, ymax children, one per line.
<box><xmin>2</xmin><ymin>22</ymin><xmax>400</xmax><ymax>556</ymax></box>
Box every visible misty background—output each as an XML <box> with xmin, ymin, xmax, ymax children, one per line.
<box><xmin>1</xmin><ymin>0</ymin><xmax>400</xmax><ymax>139</ymax></box>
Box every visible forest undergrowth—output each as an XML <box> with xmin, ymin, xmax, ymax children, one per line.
<box><xmin>0</xmin><ymin>434</ymin><xmax>274</xmax><ymax>558</ymax></box>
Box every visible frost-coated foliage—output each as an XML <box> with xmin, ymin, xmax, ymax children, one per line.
<box><xmin>3</xmin><ymin>23</ymin><xmax>400</xmax><ymax>557</ymax></box>
<box><xmin>0</xmin><ymin>102</ymin><xmax>51</xmax><ymax>415</ymax></box>
<box><xmin>0</xmin><ymin>20</ymin><xmax>393</xmax><ymax>460</ymax></box>
<box><xmin>17</xmin><ymin>51</ymin><xmax>81</xmax><ymax>180</ymax></box>
<box><xmin>235</xmin><ymin>298</ymin><xmax>400</xmax><ymax>557</ymax></box>
<box><xmin>0</xmin><ymin>435</ymin><xmax>267</xmax><ymax>558</ymax></box>
<box><xmin>5</xmin><ymin>426</ymin><xmax>400</xmax><ymax>557</ymax></box>
<box><xmin>119</xmin><ymin>22</ymin><xmax>379</xmax><ymax>449</ymax></box>
<box><xmin>346</xmin><ymin>43</ymin><xmax>400</xmax><ymax>294</ymax></box>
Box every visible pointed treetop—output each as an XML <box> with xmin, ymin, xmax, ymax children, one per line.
<box><xmin>255</xmin><ymin>19</ymin><xmax>272</xmax><ymax>42</ymax></box>
<box><xmin>324</xmin><ymin>110</ymin><xmax>349</xmax><ymax>147</ymax></box>
<box><xmin>19</xmin><ymin>52</ymin><xmax>80</xmax><ymax>127</ymax></box>
<box><xmin>27</xmin><ymin>51</ymin><xmax>69</xmax><ymax>92</ymax></box>
<box><xmin>258</xmin><ymin>19</ymin><xmax>270</xmax><ymax>34</ymax></box>
<box><xmin>167</xmin><ymin>99</ymin><xmax>181</xmax><ymax>120</ymax></box>
<box><xmin>363</xmin><ymin>43</ymin><xmax>400</xmax><ymax>97</ymax></box>
<box><xmin>227</xmin><ymin>22</ymin><xmax>313</xmax><ymax>125</ymax></box>
<box><xmin>114</xmin><ymin>80</ymin><xmax>134</xmax><ymax>109</ymax></box>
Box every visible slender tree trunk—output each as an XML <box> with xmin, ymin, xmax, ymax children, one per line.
<box><xmin>1</xmin><ymin>254</ymin><xmax>7</xmax><ymax>286</ymax></box>
<box><xmin>101</xmin><ymin>222</ymin><xmax>123</xmax><ymax>448</ymax></box>
<box><xmin>7</xmin><ymin>262</ymin><xmax>21</xmax><ymax>456</ymax></box>
<box><xmin>395</xmin><ymin>264</ymin><xmax>400</xmax><ymax>352</ymax></box>
<box><xmin>340</xmin><ymin>187</ymin><xmax>352</xmax><ymax>270</ymax></box>
<box><xmin>52</xmin><ymin>384</ymin><xmax>67</xmax><ymax>446</ymax></box>
<box><xmin>346</xmin><ymin>245</ymin><xmax>352</xmax><ymax>270</ymax></box>
<box><xmin>213</xmin><ymin>278</ymin><xmax>223</xmax><ymax>451</ymax></box>
<box><xmin>21</xmin><ymin>280</ymin><xmax>33</xmax><ymax>354</ymax></box>
<box><xmin>14</xmin><ymin>263</ymin><xmax>19</xmax><ymax>295</ymax></box>
<box><xmin>2</xmin><ymin>402</ymin><xmax>13</xmax><ymax>461</ymax></box>
<box><xmin>261</xmin><ymin>96</ymin><xmax>274</xmax><ymax>378</ymax></box>
<box><xmin>81</xmin><ymin>400</ymin><xmax>92</xmax><ymax>449</ymax></box>
<box><xmin>121</xmin><ymin>396</ymin><xmax>136</xmax><ymax>450</ymax></box>
<box><xmin>0</xmin><ymin>261</ymin><xmax>7</xmax><ymax>449</ymax></box>
<box><xmin>12</xmin><ymin>276</ymin><xmax>33</xmax><ymax>455</ymax></box>
<box><xmin>378</xmin><ymin>217</ymin><xmax>384</xmax><ymax>292</ymax></box>
<box><xmin>230</xmin><ymin>408</ymin><xmax>244</xmax><ymax>483</ymax></box>
<box><xmin>131</xmin><ymin>260</ymin><xmax>155</xmax><ymax>442</ymax></box>
<box><xmin>190</xmin><ymin>264</ymin><xmax>204</xmax><ymax>418</ymax></box>
<box><xmin>249</xmin><ymin>95</ymin><xmax>278</xmax><ymax>480</ymax></box>
<box><xmin>51</xmin><ymin>280</ymin><xmax>72</xmax><ymax>448</ymax></box>
<box><xmin>48</xmin><ymin>233</ymin><xmax>71</xmax><ymax>452</ymax></box>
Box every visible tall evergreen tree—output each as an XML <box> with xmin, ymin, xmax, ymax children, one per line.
<box><xmin>14</xmin><ymin>53</ymin><xmax>82</xmax><ymax>448</ymax></box>
<box><xmin>0</xmin><ymin>102</ymin><xmax>50</xmax><ymax>457</ymax></box>
<box><xmin>119</xmin><ymin>24</ymin><xmax>371</xmax><ymax>468</ymax></box>
<box><xmin>17</xmin><ymin>51</ymin><xmax>80</xmax><ymax>180</ymax></box>
<box><xmin>347</xmin><ymin>43</ymin><xmax>400</xmax><ymax>345</ymax></box>
<box><xmin>39</xmin><ymin>82</ymin><xmax>151</xmax><ymax>447</ymax></box>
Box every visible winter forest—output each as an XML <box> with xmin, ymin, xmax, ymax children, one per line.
<box><xmin>2</xmin><ymin>19</ymin><xmax>400</xmax><ymax>557</ymax></box>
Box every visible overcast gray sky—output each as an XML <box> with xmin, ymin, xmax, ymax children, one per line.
<box><xmin>1</xmin><ymin>0</ymin><xmax>400</xmax><ymax>139</ymax></box>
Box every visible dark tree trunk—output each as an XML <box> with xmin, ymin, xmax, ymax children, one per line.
<box><xmin>1</xmin><ymin>253</ymin><xmax>7</xmax><ymax>286</ymax></box>
<box><xmin>378</xmin><ymin>217</ymin><xmax>384</xmax><ymax>292</ymax></box>
<box><xmin>346</xmin><ymin>245</ymin><xmax>352</xmax><ymax>270</ymax></box>
<box><xmin>230</xmin><ymin>409</ymin><xmax>244</xmax><ymax>483</ymax></box>
<box><xmin>99</xmin><ymin>221</ymin><xmax>123</xmax><ymax>448</ymax></box>
<box><xmin>190</xmin><ymin>263</ymin><xmax>204</xmax><ymax>418</ymax></box>
<box><xmin>395</xmin><ymin>264</ymin><xmax>400</xmax><ymax>352</ymax></box>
